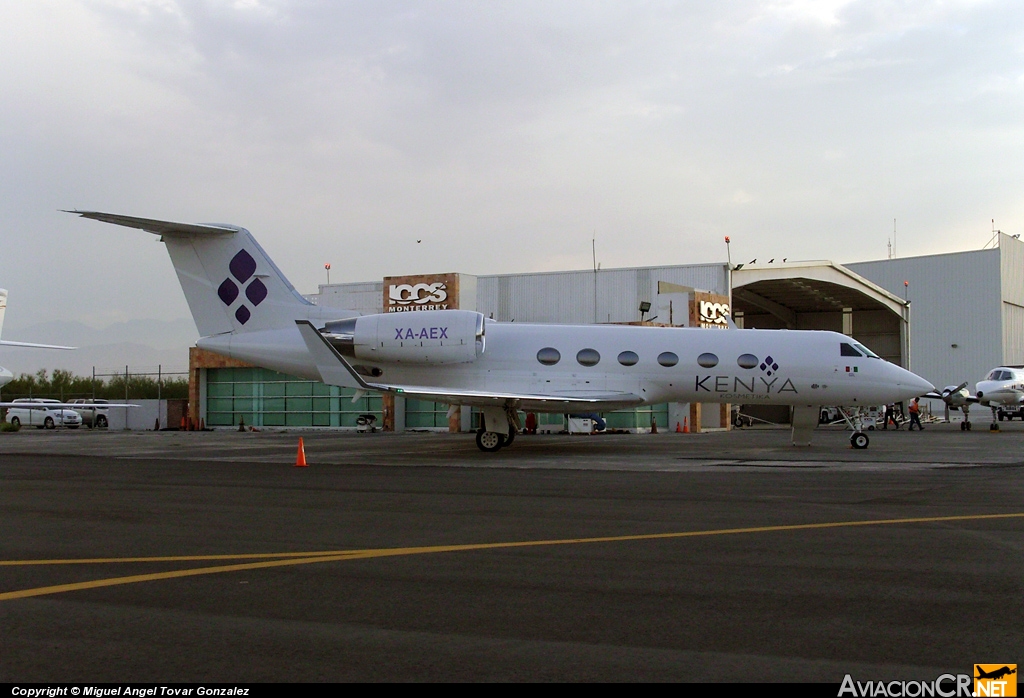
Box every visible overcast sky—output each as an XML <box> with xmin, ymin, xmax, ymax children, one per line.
<box><xmin>2</xmin><ymin>0</ymin><xmax>1023</xmax><ymax>333</ymax></box>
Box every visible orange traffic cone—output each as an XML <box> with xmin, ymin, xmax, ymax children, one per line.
<box><xmin>295</xmin><ymin>437</ymin><xmax>308</xmax><ymax>467</ymax></box>
<box><xmin>676</xmin><ymin>422</ymin><xmax>682</xmax><ymax>433</ymax></box>
<box><xmin>683</xmin><ymin>417</ymin><xmax>690</xmax><ymax>434</ymax></box>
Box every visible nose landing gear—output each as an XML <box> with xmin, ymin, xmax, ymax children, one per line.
<box><xmin>838</xmin><ymin>406</ymin><xmax>870</xmax><ymax>449</ymax></box>
<box><xmin>850</xmin><ymin>431</ymin><xmax>869</xmax><ymax>449</ymax></box>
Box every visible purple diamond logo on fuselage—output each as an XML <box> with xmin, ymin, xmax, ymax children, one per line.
<box><xmin>235</xmin><ymin>305</ymin><xmax>251</xmax><ymax>325</ymax></box>
<box><xmin>245</xmin><ymin>278</ymin><xmax>268</xmax><ymax>306</ymax></box>
<box><xmin>760</xmin><ymin>355</ymin><xmax>780</xmax><ymax>377</ymax></box>
<box><xmin>218</xmin><ymin>279</ymin><xmax>239</xmax><ymax>306</ymax></box>
<box><xmin>229</xmin><ymin>249</ymin><xmax>257</xmax><ymax>283</ymax></box>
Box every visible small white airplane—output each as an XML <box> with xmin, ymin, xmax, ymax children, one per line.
<box><xmin>930</xmin><ymin>366</ymin><xmax>1024</xmax><ymax>431</ymax></box>
<box><xmin>67</xmin><ymin>210</ymin><xmax>935</xmax><ymax>450</ymax></box>
<box><xmin>0</xmin><ymin>288</ymin><xmax>75</xmax><ymax>388</ymax></box>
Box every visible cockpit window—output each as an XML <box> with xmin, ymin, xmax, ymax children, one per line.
<box><xmin>840</xmin><ymin>343</ymin><xmax>862</xmax><ymax>357</ymax></box>
<box><xmin>987</xmin><ymin>369</ymin><xmax>1011</xmax><ymax>381</ymax></box>
<box><xmin>853</xmin><ymin>342</ymin><xmax>880</xmax><ymax>358</ymax></box>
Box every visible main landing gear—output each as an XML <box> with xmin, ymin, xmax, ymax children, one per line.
<box><xmin>474</xmin><ymin>403</ymin><xmax>521</xmax><ymax>452</ymax></box>
<box><xmin>476</xmin><ymin>428</ymin><xmax>514</xmax><ymax>452</ymax></box>
<box><xmin>959</xmin><ymin>404</ymin><xmax>972</xmax><ymax>430</ymax></box>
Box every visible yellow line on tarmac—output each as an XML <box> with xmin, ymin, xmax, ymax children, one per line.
<box><xmin>2</xmin><ymin>512</ymin><xmax>1022</xmax><ymax>602</ymax></box>
<box><xmin>0</xmin><ymin>551</ymin><xmax>368</xmax><ymax>566</ymax></box>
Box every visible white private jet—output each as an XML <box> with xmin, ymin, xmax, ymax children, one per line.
<box><xmin>0</xmin><ymin>288</ymin><xmax>75</xmax><ymax>388</ymax></box>
<box><xmin>929</xmin><ymin>366</ymin><xmax>1024</xmax><ymax>431</ymax></box>
<box><xmin>67</xmin><ymin>210</ymin><xmax>935</xmax><ymax>450</ymax></box>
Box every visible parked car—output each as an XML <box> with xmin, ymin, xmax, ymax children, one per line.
<box><xmin>70</xmin><ymin>398</ymin><xmax>111</xmax><ymax>428</ymax></box>
<box><xmin>819</xmin><ymin>406</ymin><xmax>841</xmax><ymax>424</ymax></box>
<box><xmin>997</xmin><ymin>405</ymin><xmax>1024</xmax><ymax>421</ymax></box>
<box><xmin>6</xmin><ymin>399</ymin><xmax>82</xmax><ymax>429</ymax></box>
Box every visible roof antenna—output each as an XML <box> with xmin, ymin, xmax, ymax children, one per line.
<box><xmin>592</xmin><ymin>233</ymin><xmax>598</xmax><ymax>324</ymax></box>
<box><xmin>984</xmin><ymin>219</ymin><xmax>1003</xmax><ymax>249</ymax></box>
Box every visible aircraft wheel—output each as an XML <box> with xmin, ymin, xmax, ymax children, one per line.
<box><xmin>850</xmin><ymin>432</ymin><xmax>869</xmax><ymax>449</ymax></box>
<box><xmin>960</xmin><ymin>422</ymin><xmax>967</xmax><ymax>431</ymax></box>
<box><xmin>96</xmin><ymin>415</ymin><xmax>108</xmax><ymax>429</ymax></box>
<box><xmin>44</xmin><ymin>417</ymin><xmax>55</xmax><ymax>429</ymax></box>
<box><xmin>503</xmin><ymin>429</ymin><xmax>515</xmax><ymax>446</ymax></box>
<box><xmin>10</xmin><ymin>417</ymin><xmax>19</xmax><ymax>428</ymax></box>
<box><xmin>476</xmin><ymin>429</ymin><xmax>504</xmax><ymax>452</ymax></box>
<box><xmin>990</xmin><ymin>423</ymin><xmax>1000</xmax><ymax>432</ymax></box>
<box><xmin>966</xmin><ymin>421</ymin><xmax>972</xmax><ymax>431</ymax></box>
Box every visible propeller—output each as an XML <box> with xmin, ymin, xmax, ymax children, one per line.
<box><xmin>941</xmin><ymin>382</ymin><xmax>969</xmax><ymax>401</ymax></box>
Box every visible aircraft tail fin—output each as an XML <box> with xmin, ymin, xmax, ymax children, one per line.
<box><xmin>68</xmin><ymin>211</ymin><xmax>321</xmax><ymax>337</ymax></box>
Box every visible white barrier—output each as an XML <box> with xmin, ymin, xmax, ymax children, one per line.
<box><xmin>104</xmin><ymin>400</ymin><xmax>169</xmax><ymax>431</ymax></box>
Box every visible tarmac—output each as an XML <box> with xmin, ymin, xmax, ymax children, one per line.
<box><xmin>1</xmin><ymin>421</ymin><xmax>1021</xmax><ymax>682</ymax></box>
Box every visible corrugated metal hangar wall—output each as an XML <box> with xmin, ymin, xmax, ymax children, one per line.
<box><xmin>848</xmin><ymin>232</ymin><xmax>1024</xmax><ymax>391</ymax></box>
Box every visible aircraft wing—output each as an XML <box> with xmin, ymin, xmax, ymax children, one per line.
<box><xmin>0</xmin><ymin>340</ymin><xmax>75</xmax><ymax>350</ymax></box>
<box><xmin>295</xmin><ymin>321</ymin><xmax>645</xmax><ymax>408</ymax></box>
<box><xmin>64</xmin><ymin>210</ymin><xmax>239</xmax><ymax>237</ymax></box>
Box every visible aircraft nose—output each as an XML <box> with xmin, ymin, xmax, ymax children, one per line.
<box><xmin>895</xmin><ymin>365</ymin><xmax>935</xmax><ymax>395</ymax></box>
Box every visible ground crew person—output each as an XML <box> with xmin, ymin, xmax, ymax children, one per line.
<box><xmin>908</xmin><ymin>397</ymin><xmax>924</xmax><ymax>431</ymax></box>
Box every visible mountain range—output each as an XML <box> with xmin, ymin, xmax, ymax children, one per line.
<box><xmin>1</xmin><ymin>318</ymin><xmax>197</xmax><ymax>378</ymax></box>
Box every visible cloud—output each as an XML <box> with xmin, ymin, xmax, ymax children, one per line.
<box><xmin>1</xmin><ymin>0</ymin><xmax>1022</xmax><ymax>337</ymax></box>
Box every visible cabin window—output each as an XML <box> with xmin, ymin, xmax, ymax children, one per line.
<box><xmin>617</xmin><ymin>351</ymin><xmax>639</xmax><ymax>366</ymax></box>
<box><xmin>577</xmin><ymin>348</ymin><xmax>601</xmax><ymax>367</ymax></box>
<box><xmin>841</xmin><ymin>343</ymin><xmax>862</xmax><ymax>357</ymax></box>
<box><xmin>658</xmin><ymin>352</ymin><xmax>678</xmax><ymax>367</ymax></box>
<box><xmin>697</xmin><ymin>352</ymin><xmax>718</xmax><ymax>368</ymax></box>
<box><xmin>537</xmin><ymin>347</ymin><xmax>561</xmax><ymax>366</ymax></box>
<box><xmin>737</xmin><ymin>353</ymin><xmax>758</xmax><ymax>369</ymax></box>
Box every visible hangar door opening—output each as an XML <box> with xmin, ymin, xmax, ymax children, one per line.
<box><xmin>731</xmin><ymin>263</ymin><xmax>909</xmax><ymax>424</ymax></box>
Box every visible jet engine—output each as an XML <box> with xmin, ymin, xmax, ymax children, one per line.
<box><xmin>321</xmin><ymin>309</ymin><xmax>485</xmax><ymax>364</ymax></box>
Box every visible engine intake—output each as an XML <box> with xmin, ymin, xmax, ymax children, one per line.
<box><xmin>322</xmin><ymin>310</ymin><xmax>485</xmax><ymax>364</ymax></box>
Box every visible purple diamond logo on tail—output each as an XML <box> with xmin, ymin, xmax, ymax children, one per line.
<box><xmin>229</xmin><ymin>249</ymin><xmax>257</xmax><ymax>283</ymax></box>
<box><xmin>218</xmin><ymin>279</ymin><xmax>239</xmax><ymax>306</ymax></box>
<box><xmin>235</xmin><ymin>306</ymin><xmax>251</xmax><ymax>325</ymax></box>
<box><xmin>246</xmin><ymin>278</ymin><xmax>268</xmax><ymax>306</ymax></box>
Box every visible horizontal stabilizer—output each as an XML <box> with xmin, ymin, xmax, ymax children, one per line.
<box><xmin>64</xmin><ymin>210</ymin><xmax>238</xmax><ymax>237</ymax></box>
<box><xmin>295</xmin><ymin>321</ymin><xmax>645</xmax><ymax>407</ymax></box>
